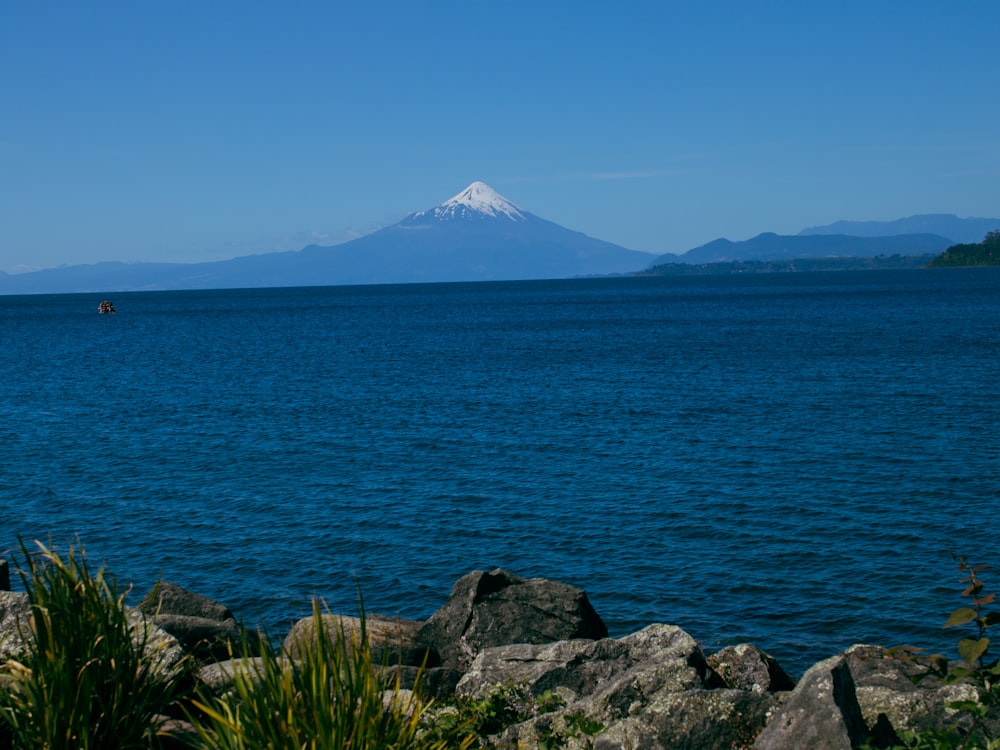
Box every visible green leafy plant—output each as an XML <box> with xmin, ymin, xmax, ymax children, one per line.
<box><xmin>536</xmin><ymin>711</ymin><xmax>604</xmax><ymax>750</ymax></box>
<box><xmin>535</xmin><ymin>689</ymin><xmax>567</xmax><ymax>715</ymax></box>
<box><xmin>462</xmin><ymin>682</ymin><xmax>535</xmax><ymax>738</ymax></box>
<box><xmin>945</xmin><ymin>559</ymin><xmax>1000</xmax><ymax>672</ymax></box>
<box><xmin>420</xmin><ymin>682</ymin><xmax>533</xmax><ymax>747</ymax></box>
<box><xmin>936</xmin><ymin>558</ymin><xmax>1000</xmax><ymax>749</ymax></box>
<box><xmin>420</xmin><ymin>683</ymin><xmax>569</xmax><ymax>748</ymax></box>
<box><xmin>184</xmin><ymin>599</ymin><xmax>470</xmax><ymax>750</ymax></box>
<box><xmin>869</xmin><ymin>557</ymin><xmax>1000</xmax><ymax>750</ymax></box>
<box><xmin>0</xmin><ymin>539</ymin><xmax>188</xmax><ymax>749</ymax></box>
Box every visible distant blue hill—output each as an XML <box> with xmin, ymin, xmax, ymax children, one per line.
<box><xmin>0</xmin><ymin>182</ymin><xmax>655</xmax><ymax>295</ymax></box>
<box><xmin>798</xmin><ymin>213</ymin><xmax>1000</xmax><ymax>244</ymax></box>
<box><xmin>666</xmin><ymin>232</ymin><xmax>954</xmax><ymax>265</ymax></box>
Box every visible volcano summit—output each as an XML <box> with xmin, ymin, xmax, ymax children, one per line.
<box><xmin>299</xmin><ymin>181</ymin><xmax>657</xmax><ymax>285</ymax></box>
<box><xmin>408</xmin><ymin>181</ymin><xmax>528</xmax><ymax>223</ymax></box>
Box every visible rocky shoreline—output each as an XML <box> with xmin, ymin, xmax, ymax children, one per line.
<box><xmin>1</xmin><ymin>564</ymin><xmax>994</xmax><ymax>748</ymax></box>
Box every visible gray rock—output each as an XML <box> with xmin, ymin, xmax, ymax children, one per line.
<box><xmin>461</xmin><ymin>624</ymin><xmax>770</xmax><ymax>750</ymax></box>
<box><xmin>631</xmin><ymin>689</ymin><xmax>776</xmax><ymax>750</ymax></box>
<box><xmin>844</xmin><ymin>644</ymin><xmax>982</xmax><ymax>739</ymax></box>
<box><xmin>197</xmin><ymin>657</ymin><xmax>270</xmax><ymax>692</ymax></box>
<box><xmin>708</xmin><ymin>643</ymin><xmax>796</xmax><ymax>694</ymax></box>
<box><xmin>283</xmin><ymin>613</ymin><xmax>436</xmax><ymax>667</ymax></box>
<box><xmin>749</xmin><ymin>644</ymin><xmax>1000</xmax><ymax>747</ymax></box>
<box><xmin>457</xmin><ymin>639</ymin><xmax>605</xmax><ymax>701</ymax></box>
<box><xmin>753</xmin><ymin>654</ymin><xmax>869</xmax><ymax>750</ymax></box>
<box><xmin>384</xmin><ymin>665</ymin><xmax>464</xmax><ymax>698</ymax></box>
<box><xmin>0</xmin><ymin>590</ymin><xmax>182</xmax><ymax>679</ymax></box>
<box><xmin>139</xmin><ymin>581</ymin><xmax>234</xmax><ymax>621</ymax></box>
<box><xmin>507</xmin><ymin>689</ymin><xmax>776</xmax><ymax>750</ymax></box>
<box><xmin>0</xmin><ymin>591</ymin><xmax>30</xmax><ymax>662</ymax></box>
<box><xmin>456</xmin><ymin>624</ymin><xmax>714</xmax><ymax>703</ymax></box>
<box><xmin>419</xmin><ymin>569</ymin><xmax>607</xmax><ymax>672</ymax></box>
<box><xmin>139</xmin><ymin>581</ymin><xmax>245</xmax><ymax>661</ymax></box>
<box><xmin>196</xmin><ymin>653</ymin><xmax>461</xmax><ymax>701</ymax></box>
<box><xmin>584</xmin><ymin>625</ymin><xmax>724</xmax><ymax>720</ymax></box>
<box><xmin>153</xmin><ymin>613</ymin><xmax>246</xmax><ymax>661</ymax></box>
<box><xmin>125</xmin><ymin>608</ymin><xmax>187</xmax><ymax>679</ymax></box>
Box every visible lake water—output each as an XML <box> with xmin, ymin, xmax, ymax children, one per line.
<box><xmin>2</xmin><ymin>269</ymin><xmax>998</xmax><ymax>675</ymax></box>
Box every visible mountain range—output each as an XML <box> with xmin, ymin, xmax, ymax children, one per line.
<box><xmin>663</xmin><ymin>232</ymin><xmax>954</xmax><ymax>265</ymax></box>
<box><xmin>798</xmin><ymin>214</ymin><xmax>999</xmax><ymax>244</ymax></box>
<box><xmin>1</xmin><ymin>183</ymin><xmax>997</xmax><ymax>294</ymax></box>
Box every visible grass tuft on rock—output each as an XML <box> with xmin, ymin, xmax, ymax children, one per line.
<box><xmin>0</xmin><ymin>539</ymin><xmax>188</xmax><ymax>749</ymax></box>
<box><xmin>184</xmin><ymin>599</ymin><xmax>474</xmax><ymax>750</ymax></box>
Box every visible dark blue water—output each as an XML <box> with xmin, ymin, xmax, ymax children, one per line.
<box><xmin>2</xmin><ymin>270</ymin><xmax>998</xmax><ymax>675</ymax></box>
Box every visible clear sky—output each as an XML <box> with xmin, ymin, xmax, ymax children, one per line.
<box><xmin>2</xmin><ymin>2</ymin><xmax>998</xmax><ymax>273</ymax></box>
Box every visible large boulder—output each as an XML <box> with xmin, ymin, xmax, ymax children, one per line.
<box><xmin>708</xmin><ymin>643</ymin><xmax>796</xmax><ymax>694</ymax></box>
<box><xmin>466</xmin><ymin>625</ymin><xmax>773</xmax><ymax>750</ymax></box>
<box><xmin>140</xmin><ymin>581</ymin><xmax>234</xmax><ymax>621</ymax></box>
<box><xmin>282</xmin><ymin>612</ymin><xmax>459</xmax><ymax>698</ymax></box>
<box><xmin>457</xmin><ymin>623</ymin><xmax>718</xmax><ymax>704</ymax></box>
<box><xmin>458</xmin><ymin>638</ymin><xmax>613</xmax><ymax>702</ymax></box>
<box><xmin>752</xmin><ymin>644</ymin><xmax>999</xmax><ymax>747</ymax></box>
<box><xmin>559</xmin><ymin>627</ymin><xmax>774</xmax><ymax>749</ymax></box>
<box><xmin>584</xmin><ymin>625</ymin><xmax>726</xmax><ymax>711</ymax></box>
<box><xmin>139</xmin><ymin>581</ymin><xmax>244</xmax><ymax>661</ymax></box>
<box><xmin>126</xmin><ymin>608</ymin><xmax>186</xmax><ymax>678</ymax></box>
<box><xmin>419</xmin><ymin>569</ymin><xmax>607</xmax><ymax>672</ymax></box>
<box><xmin>537</xmin><ymin>689</ymin><xmax>777</xmax><ymax>750</ymax></box>
<box><xmin>283</xmin><ymin>612</ymin><xmax>435</xmax><ymax>666</ymax></box>
<box><xmin>152</xmin><ymin>614</ymin><xmax>245</xmax><ymax>660</ymax></box>
<box><xmin>753</xmin><ymin>654</ymin><xmax>869</xmax><ymax>750</ymax></box>
<box><xmin>844</xmin><ymin>644</ymin><xmax>986</xmax><ymax>740</ymax></box>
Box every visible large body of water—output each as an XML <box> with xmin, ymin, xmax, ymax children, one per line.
<box><xmin>2</xmin><ymin>269</ymin><xmax>998</xmax><ymax>674</ymax></box>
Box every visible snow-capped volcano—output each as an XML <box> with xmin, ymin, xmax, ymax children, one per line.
<box><xmin>0</xmin><ymin>181</ymin><xmax>658</xmax><ymax>292</ymax></box>
<box><xmin>406</xmin><ymin>181</ymin><xmax>527</xmax><ymax>223</ymax></box>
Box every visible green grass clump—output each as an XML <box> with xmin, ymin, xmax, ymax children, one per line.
<box><xmin>0</xmin><ymin>540</ymin><xmax>187</xmax><ymax>749</ymax></box>
<box><xmin>185</xmin><ymin>600</ymin><xmax>473</xmax><ymax>750</ymax></box>
<box><xmin>0</xmin><ymin>538</ymin><xmax>478</xmax><ymax>749</ymax></box>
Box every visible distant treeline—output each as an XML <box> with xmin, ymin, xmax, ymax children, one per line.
<box><xmin>638</xmin><ymin>254</ymin><xmax>935</xmax><ymax>276</ymax></box>
<box><xmin>927</xmin><ymin>230</ymin><xmax>1000</xmax><ymax>267</ymax></box>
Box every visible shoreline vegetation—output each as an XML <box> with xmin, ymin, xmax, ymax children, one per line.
<box><xmin>640</xmin><ymin>230</ymin><xmax>1000</xmax><ymax>277</ymax></box>
<box><xmin>1</xmin><ymin>543</ymin><xmax>998</xmax><ymax>748</ymax></box>
<box><xmin>638</xmin><ymin>254</ymin><xmax>937</xmax><ymax>275</ymax></box>
<box><xmin>927</xmin><ymin>231</ymin><xmax>1000</xmax><ymax>268</ymax></box>
<box><xmin>640</xmin><ymin>231</ymin><xmax>1000</xmax><ymax>276</ymax></box>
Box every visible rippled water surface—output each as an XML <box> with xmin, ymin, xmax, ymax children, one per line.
<box><xmin>2</xmin><ymin>270</ymin><xmax>998</xmax><ymax>674</ymax></box>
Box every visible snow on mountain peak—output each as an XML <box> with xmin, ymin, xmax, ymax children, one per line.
<box><xmin>433</xmin><ymin>181</ymin><xmax>526</xmax><ymax>222</ymax></box>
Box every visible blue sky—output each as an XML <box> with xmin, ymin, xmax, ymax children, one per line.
<box><xmin>2</xmin><ymin>2</ymin><xmax>998</xmax><ymax>273</ymax></box>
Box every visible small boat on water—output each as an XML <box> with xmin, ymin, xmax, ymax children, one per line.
<box><xmin>98</xmin><ymin>300</ymin><xmax>116</xmax><ymax>314</ymax></box>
